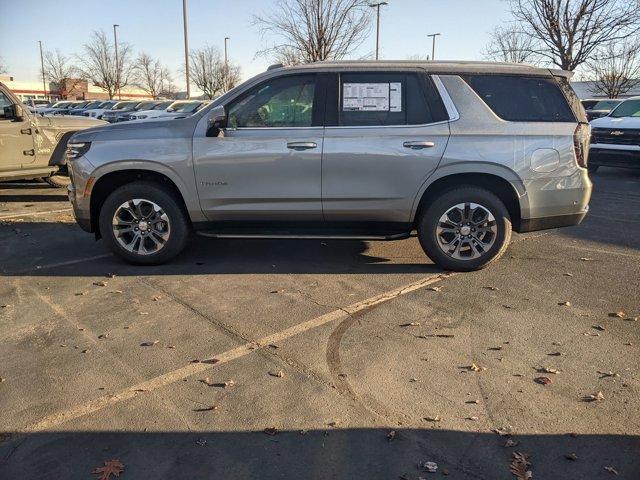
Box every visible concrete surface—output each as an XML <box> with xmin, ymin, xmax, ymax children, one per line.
<box><xmin>0</xmin><ymin>169</ymin><xmax>639</xmax><ymax>479</ymax></box>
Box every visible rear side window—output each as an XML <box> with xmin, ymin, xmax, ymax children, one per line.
<box><xmin>338</xmin><ymin>72</ymin><xmax>447</xmax><ymax>127</ymax></box>
<box><xmin>464</xmin><ymin>75</ymin><xmax>576</xmax><ymax>122</ymax></box>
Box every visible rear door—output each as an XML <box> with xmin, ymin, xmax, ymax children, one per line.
<box><xmin>321</xmin><ymin>71</ymin><xmax>450</xmax><ymax>225</ymax></box>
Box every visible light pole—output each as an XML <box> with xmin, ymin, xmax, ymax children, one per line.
<box><xmin>224</xmin><ymin>36</ymin><xmax>230</xmax><ymax>91</ymax></box>
<box><xmin>38</xmin><ymin>40</ymin><xmax>48</xmax><ymax>101</ymax></box>
<box><xmin>182</xmin><ymin>0</ymin><xmax>190</xmax><ymax>99</ymax></box>
<box><xmin>113</xmin><ymin>24</ymin><xmax>120</xmax><ymax>99</ymax></box>
<box><xmin>369</xmin><ymin>2</ymin><xmax>388</xmax><ymax>60</ymax></box>
<box><xmin>427</xmin><ymin>33</ymin><xmax>441</xmax><ymax>61</ymax></box>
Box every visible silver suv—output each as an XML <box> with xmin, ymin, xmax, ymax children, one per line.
<box><xmin>67</xmin><ymin>61</ymin><xmax>592</xmax><ymax>271</ymax></box>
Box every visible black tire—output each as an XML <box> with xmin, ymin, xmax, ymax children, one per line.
<box><xmin>417</xmin><ymin>187</ymin><xmax>512</xmax><ymax>272</ymax></box>
<box><xmin>42</xmin><ymin>174</ymin><xmax>70</xmax><ymax>188</ymax></box>
<box><xmin>99</xmin><ymin>181</ymin><xmax>190</xmax><ymax>265</ymax></box>
<box><xmin>587</xmin><ymin>164</ymin><xmax>599</xmax><ymax>174</ymax></box>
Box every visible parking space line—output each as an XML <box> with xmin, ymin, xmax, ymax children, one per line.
<box><xmin>2</xmin><ymin>254</ymin><xmax>113</xmax><ymax>275</ymax></box>
<box><xmin>0</xmin><ymin>208</ymin><xmax>72</xmax><ymax>220</ymax></box>
<box><xmin>21</xmin><ymin>272</ymin><xmax>452</xmax><ymax>432</ymax></box>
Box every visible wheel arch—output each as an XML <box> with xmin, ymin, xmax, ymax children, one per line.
<box><xmin>411</xmin><ymin>166</ymin><xmax>525</xmax><ymax>231</ymax></box>
<box><xmin>48</xmin><ymin>131</ymin><xmax>75</xmax><ymax>167</ymax></box>
<box><xmin>90</xmin><ymin>166</ymin><xmax>193</xmax><ymax>238</ymax></box>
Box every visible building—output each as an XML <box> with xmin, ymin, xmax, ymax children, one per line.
<box><xmin>571</xmin><ymin>80</ymin><xmax>640</xmax><ymax>100</ymax></box>
<box><xmin>0</xmin><ymin>75</ymin><xmax>151</xmax><ymax>101</ymax></box>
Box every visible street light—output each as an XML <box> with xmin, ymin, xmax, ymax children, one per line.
<box><xmin>113</xmin><ymin>24</ymin><xmax>120</xmax><ymax>99</ymax></box>
<box><xmin>182</xmin><ymin>0</ymin><xmax>190</xmax><ymax>99</ymax></box>
<box><xmin>38</xmin><ymin>40</ymin><xmax>47</xmax><ymax>101</ymax></box>
<box><xmin>224</xmin><ymin>36</ymin><xmax>230</xmax><ymax>91</ymax></box>
<box><xmin>369</xmin><ymin>1</ymin><xmax>388</xmax><ymax>60</ymax></box>
<box><xmin>427</xmin><ymin>33</ymin><xmax>441</xmax><ymax>61</ymax></box>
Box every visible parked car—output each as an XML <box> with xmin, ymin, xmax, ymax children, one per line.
<box><xmin>109</xmin><ymin>100</ymin><xmax>163</xmax><ymax>123</ymax></box>
<box><xmin>128</xmin><ymin>100</ymin><xmax>207</xmax><ymax>121</ymax></box>
<box><xmin>99</xmin><ymin>101</ymin><xmax>140</xmax><ymax>123</ymax></box>
<box><xmin>82</xmin><ymin>100</ymin><xmax>123</xmax><ymax>120</ymax></box>
<box><xmin>585</xmin><ymin>99</ymin><xmax>622</xmax><ymax>121</ymax></box>
<box><xmin>589</xmin><ymin>96</ymin><xmax>640</xmax><ymax>172</ymax></box>
<box><xmin>0</xmin><ymin>82</ymin><xmax>106</xmax><ymax>187</ymax></box>
<box><xmin>68</xmin><ymin>100</ymin><xmax>105</xmax><ymax>116</ymax></box>
<box><xmin>67</xmin><ymin>61</ymin><xmax>592</xmax><ymax>270</ymax></box>
<box><xmin>36</xmin><ymin>100</ymin><xmax>74</xmax><ymax>115</ymax></box>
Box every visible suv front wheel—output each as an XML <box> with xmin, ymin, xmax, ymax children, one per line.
<box><xmin>417</xmin><ymin>187</ymin><xmax>512</xmax><ymax>271</ymax></box>
<box><xmin>99</xmin><ymin>181</ymin><xmax>190</xmax><ymax>265</ymax></box>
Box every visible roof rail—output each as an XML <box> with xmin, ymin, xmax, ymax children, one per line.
<box><xmin>267</xmin><ymin>63</ymin><xmax>284</xmax><ymax>71</ymax></box>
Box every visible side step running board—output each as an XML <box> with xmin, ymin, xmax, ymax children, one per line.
<box><xmin>195</xmin><ymin>231</ymin><xmax>412</xmax><ymax>241</ymax></box>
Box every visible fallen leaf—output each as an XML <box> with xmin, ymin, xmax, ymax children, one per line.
<box><xmin>597</xmin><ymin>371</ymin><xmax>620</xmax><ymax>378</ymax></box>
<box><xmin>263</xmin><ymin>427</ymin><xmax>279</xmax><ymax>436</ymax></box>
<box><xmin>466</xmin><ymin>416</ymin><xmax>479</xmax><ymax>421</ymax></box>
<box><xmin>466</xmin><ymin>400</ymin><xmax>479</xmax><ymax>404</ymax></box>
<box><xmin>200</xmin><ymin>377</ymin><xmax>215</xmax><ymax>387</ymax></box>
<box><xmin>93</xmin><ymin>281</ymin><xmax>108</xmax><ymax>287</ymax></box>
<box><xmin>81</xmin><ymin>349</ymin><xmax>90</xmax><ymax>354</ymax></box>
<box><xmin>504</xmin><ymin>439</ymin><xmax>519</xmax><ymax>447</ymax></box>
<box><xmin>387</xmin><ymin>430</ymin><xmax>396</xmax><ymax>441</ymax></box>
<box><xmin>268</xmin><ymin>370</ymin><xmax>285</xmax><ymax>378</ymax></box>
<box><xmin>535</xmin><ymin>376</ymin><xmax>553</xmax><ymax>385</ymax></box>
<box><xmin>564</xmin><ymin>453</ymin><xmax>577</xmax><ymax>461</ymax></box>
<box><xmin>92</xmin><ymin>459</ymin><xmax>124</xmax><ymax>480</ymax></box>
<box><xmin>97</xmin><ymin>334</ymin><xmax>108</xmax><ymax>340</ymax></box>
<box><xmin>424</xmin><ymin>416</ymin><xmax>442</xmax><ymax>422</ymax></box>
<box><xmin>193</xmin><ymin>405</ymin><xmax>218</xmax><ymax>412</ymax></box>
<box><xmin>484</xmin><ymin>286</ymin><xmax>499</xmax><ymax>291</ymax></box>
<box><xmin>604</xmin><ymin>466</ymin><xmax>619</xmax><ymax>475</ymax></box>
<box><xmin>110</xmin><ymin>290</ymin><xmax>123</xmax><ymax>294</ymax></box>
<box><xmin>579</xmin><ymin>257</ymin><xmax>593</xmax><ymax>261</ymax></box>
<box><xmin>468</xmin><ymin>363</ymin><xmax>487</xmax><ymax>372</ymax></box>
<box><xmin>548</xmin><ymin>351</ymin><xmax>563</xmax><ymax>356</ymax></box>
<box><xmin>563</xmin><ymin>273</ymin><xmax>574</xmax><ymax>277</ymax></box>
<box><xmin>509</xmin><ymin>452</ymin><xmax>532</xmax><ymax>480</ymax></box>
<box><xmin>493</xmin><ymin>426</ymin><xmax>513</xmax><ymax>436</ymax></box>
<box><xmin>592</xmin><ymin>325</ymin><xmax>605</xmax><ymax>331</ymax></box>
<box><xmin>195</xmin><ymin>439</ymin><xmax>207</xmax><ymax>446</ymax></box>
<box><xmin>420</xmin><ymin>461</ymin><xmax>438</xmax><ymax>473</ymax></box>
<box><xmin>218</xmin><ymin>379</ymin><xmax>235</xmax><ymax>388</ymax></box>
<box><xmin>105</xmin><ymin>273</ymin><xmax>116</xmax><ymax>278</ymax></box>
<box><xmin>559</xmin><ymin>301</ymin><xmax>572</xmax><ymax>306</ymax></box>
<box><xmin>140</xmin><ymin>340</ymin><xmax>159</xmax><ymax>346</ymax></box>
<box><xmin>152</xmin><ymin>296</ymin><xmax>161</xmax><ymax>301</ymax></box>
<box><xmin>609</xmin><ymin>311</ymin><xmax>626</xmax><ymax>318</ymax></box>
<box><xmin>538</xmin><ymin>366</ymin><xmax>561</xmax><ymax>374</ymax></box>
<box><xmin>75</xmin><ymin>292</ymin><xmax>88</xmax><ymax>296</ymax></box>
<box><xmin>428</xmin><ymin>286</ymin><xmax>442</xmax><ymax>292</ymax></box>
<box><xmin>583</xmin><ymin>391</ymin><xmax>605</xmax><ymax>402</ymax></box>
<box><xmin>0</xmin><ymin>304</ymin><xmax>12</xmax><ymax>308</ymax></box>
<box><xmin>400</xmin><ymin>322</ymin><xmax>421</xmax><ymax>327</ymax></box>
<box><xmin>270</xmin><ymin>289</ymin><xmax>284</xmax><ymax>294</ymax></box>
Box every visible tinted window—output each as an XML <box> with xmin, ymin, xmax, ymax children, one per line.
<box><xmin>0</xmin><ymin>91</ymin><xmax>12</xmax><ymax>118</ymax></box>
<box><xmin>228</xmin><ymin>75</ymin><xmax>316</xmax><ymax>128</ymax></box>
<box><xmin>464</xmin><ymin>75</ymin><xmax>576</xmax><ymax>122</ymax></box>
<box><xmin>610</xmin><ymin>100</ymin><xmax>640</xmax><ymax>118</ymax></box>
<box><xmin>338</xmin><ymin>72</ymin><xmax>445</xmax><ymax>126</ymax></box>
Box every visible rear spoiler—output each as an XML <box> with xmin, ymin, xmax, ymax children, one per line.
<box><xmin>549</xmin><ymin>69</ymin><xmax>574</xmax><ymax>79</ymax></box>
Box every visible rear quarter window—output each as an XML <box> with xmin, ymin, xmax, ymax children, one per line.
<box><xmin>463</xmin><ymin>74</ymin><xmax>576</xmax><ymax>122</ymax></box>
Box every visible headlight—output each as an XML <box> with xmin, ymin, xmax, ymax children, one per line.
<box><xmin>66</xmin><ymin>142</ymin><xmax>91</xmax><ymax>160</ymax></box>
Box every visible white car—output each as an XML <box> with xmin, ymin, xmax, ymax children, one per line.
<box><xmin>589</xmin><ymin>96</ymin><xmax>640</xmax><ymax>173</ymax></box>
<box><xmin>82</xmin><ymin>100</ymin><xmax>124</xmax><ymax>120</ymax></box>
<box><xmin>128</xmin><ymin>100</ymin><xmax>208</xmax><ymax>121</ymax></box>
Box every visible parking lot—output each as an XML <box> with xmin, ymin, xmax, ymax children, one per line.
<box><xmin>0</xmin><ymin>168</ymin><xmax>638</xmax><ymax>479</ymax></box>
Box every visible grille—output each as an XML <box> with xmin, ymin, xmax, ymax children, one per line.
<box><xmin>591</xmin><ymin>128</ymin><xmax>640</xmax><ymax>146</ymax></box>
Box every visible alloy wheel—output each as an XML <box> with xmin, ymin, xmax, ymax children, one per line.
<box><xmin>435</xmin><ymin>202</ymin><xmax>497</xmax><ymax>260</ymax></box>
<box><xmin>112</xmin><ymin>198</ymin><xmax>171</xmax><ymax>255</ymax></box>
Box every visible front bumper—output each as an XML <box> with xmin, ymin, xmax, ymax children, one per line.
<box><xmin>67</xmin><ymin>155</ymin><xmax>95</xmax><ymax>233</ymax></box>
<box><xmin>589</xmin><ymin>147</ymin><xmax>640</xmax><ymax>170</ymax></box>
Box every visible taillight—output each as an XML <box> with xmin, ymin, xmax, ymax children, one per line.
<box><xmin>573</xmin><ymin>123</ymin><xmax>591</xmax><ymax>168</ymax></box>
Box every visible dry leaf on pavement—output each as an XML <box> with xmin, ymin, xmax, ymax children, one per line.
<box><xmin>535</xmin><ymin>376</ymin><xmax>553</xmax><ymax>385</ymax></box>
<box><xmin>597</xmin><ymin>371</ymin><xmax>620</xmax><ymax>378</ymax></box>
<box><xmin>264</xmin><ymin>427</ymin><xmax>279</xmax><ymax>436</ymax></box>
<box><xmin>538</xmin><ymin>366</ymin><xmax>561</xmax><ymax>374</ymax></box>
<box><xmin>559</xmin><ymin>301</ymin><xmax>572</xmax><ymax>306</ymax></box>
<box><xmin>468</xmin><ymin>363</ymin><xmax>487</xmax><ymax>372</ymax></box>
<box><xmin>140</xmin><ymin>340</ymin><xmax>159</xmax><ymax>346</ymax></box>
<box><xmin>428</xmin><ymin>286</ymin><xmax>442</xmax><ymax>292</ymax></box>
<box><xmin>387</xmin><ymin>430</ymin><xmax>396</xmax><ymax>441</ymax></box>
<box><xmin>504</xmin><ymin>439</ymin><xmax>519</xmax><ymax>447</ymax></box>
<box><xmin>509</xmin><ymin>452</ymin><xmax>532</xmax><ymax>479</ymax></box>
<box><xmin>92</xmin><ymin>459</ymin><xmax>124</xmax><ymax>480</ymax></box>
<box><xmin>400</xmin><ymin>322</ymin><xmax>421</xmax><ymax>327</ymax></box>
<box><xmin>604</xmin><ymin>466</ymin><xmax>618</xmax><ymax>475</ymax></box>
<box><xmin>564</xmin><ymin>453</ymin><xmax>577</xmax><ymax>461</ymax></box>
<box><xmin>93</xmin><ymin>281</ymin><xmax>108</xmax><ymax>287</ymax></box>
<box><xmin>424</xmin><ymin>416</ymin><xmax>442</xmax><ymax>422</ymax></box>
<box><xmin>583</xmin><ymin>391</ymin><xmax>605</xmax><ymax>402</ymax></box>
<box><xmin>268</xmin><ymin>370</ymin><xmax>285</xmax><ymax>378</ymax></box>
<box><xmin>609</xmin><ymin>311</ymin><xmax>625</xmax><ymax>318</ymax></box>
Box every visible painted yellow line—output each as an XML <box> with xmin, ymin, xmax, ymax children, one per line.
<box><xmin>21</xmin><ymin>272</ymin><xmax>451</xmax><ymax>432</ymax></box>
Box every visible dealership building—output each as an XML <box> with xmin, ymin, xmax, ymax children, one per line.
<box><xmin>1</xmin><ymin>75</ymin><xmax>151</xmax><ymax>101</ymax></box>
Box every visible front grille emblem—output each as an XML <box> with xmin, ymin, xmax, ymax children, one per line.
<box><xmin>610</xmin><ymin>131</ymin><xmax>624</xmax><ymax>136</ymax></box>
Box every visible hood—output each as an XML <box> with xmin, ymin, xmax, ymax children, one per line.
<box><xmin>591</xmin><ymin>116</ymin><xmax>640</xmax><ymax>129</ymax></box>
<box><xmin>70</xmin><ymin>115</ymin><xmax>200</xmax><ymax>143</ymax></box>
<box><xmin>39</xmin><ymin>114</ymin><xmax>107</xmax><ymax>129</ymax></box>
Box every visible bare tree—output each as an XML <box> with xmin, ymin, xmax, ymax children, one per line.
<box><xmin>587</xmin><ymin>40</ymin><xmax>640</xmax><ymax>98</ymax></box>
<box><xmin>188</xmin><ymin>45</ymin><xmax>241</xmax><ymax>99</ymax></box>
<box><xmin>254</xmin><ymin>0</ymin><xmax>372</xmax><ymax>63</ymax></box>
<box><xmin>484</xmin><ymin>26</ymin><xmax>540</xmax><ymax>64</ymax></box>
<box><xmin>76</xmin><ymin>30</ymin><xmax>133</xmax><ymax>99</ymax></box>
<box><xmin>42</xmin><ymin>50</ymin><xmax>84</xmax><ymax>98</ymax></box>
<box><xmin>0</xmin><ymin>57</ymin><xmax>7</xmax><ymax>75</ymax></box>
<box><xmin>133</xmin><ymin>53</ymin><xmax>173</xmax><ymax>99</ymax></box>
<box><xmin>508</xmin><ymin>0</ymin><xmax>640</xmax><ymax>71</ymax></box>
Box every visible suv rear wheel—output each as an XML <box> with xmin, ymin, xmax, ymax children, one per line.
<box><xmin>417</xmin><ymin>187</ymin><xmax>512</xmax><ymax>271</ymax></box>
<box><xmin>99</xmin><ymin>182</ymin><xmax>190</xmax><ymax>265</ymax></box>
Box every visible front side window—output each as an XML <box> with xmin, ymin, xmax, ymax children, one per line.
<box><xmin>464</xmin><ymin>74</ymin><xmax>576</xmax><ymax>122</ymax></box>
<box><xmin>0</xmin><ymin>91</ymin><xmax>12</xmax><ymax>118</ymax></box>
<box><xmin>228</xmin><ymin>75</ymin><xmax>316</xmax><ymax>128</ymax></box>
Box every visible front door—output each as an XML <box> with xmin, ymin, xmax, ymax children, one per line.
<box><xmin>193</xmin><ymin>74</ymin><xmax>324</xmax><ymax>222</ymax></box>
<box><xmin>322</xmin><ymin>72</ymin><xmax>451</xmax><ymax>227</ymax></box>
<box><xmin>0</xmin><ymin>89</ymin><xmax>35</xmax><ymax>172</ymax></box>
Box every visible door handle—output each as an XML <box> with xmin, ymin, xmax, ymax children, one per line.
<box><xmin>287</xmin><ymin>141</ymin><xmax>317</xmax><ymax>151</ymax></box>
<box><xmin>403</xmin><ymin>141</ymin><xmax>436</xmax><ymax>150</ymax></box>
<box><xmin>23</xmin><ymin>149</ymin><xmax>35</xmax><ymax>156</ymax></box>
<box><xmin>20</xmin><ymin>128</ymin><xmax>32</xmax><ymax>135</ymax></box>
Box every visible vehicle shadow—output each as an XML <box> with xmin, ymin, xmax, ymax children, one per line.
<box><xmin>0</xmin><ymin>224</ymin><xmax>438</xmax><ymax>276</ymax></box>
<box><xmin>0</xmin><ymin>181</ymin><xmax>68</xmax><ymax>203</ymax></box>
<box><xmin>0</xmin><ymin>428</ymin><xmax>638</xmax><ymax>479</ymax></box>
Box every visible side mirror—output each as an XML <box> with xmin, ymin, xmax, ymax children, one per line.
<box><xmin>3</xmin><ymin>103</ymin><xmax>25</xmax><ymax>121</ymax></box>
<box><xmin>206</xmin><ymin>105</ymin><xmax>227</xmax><ymax>137</ymax></box>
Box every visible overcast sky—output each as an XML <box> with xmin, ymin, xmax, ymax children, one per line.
<box><xmin>0</xmin><ymin>0</ymin><xmax>513</xmax><ymax>88</ymax></box>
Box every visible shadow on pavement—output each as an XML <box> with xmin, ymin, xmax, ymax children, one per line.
<box><xmin>1</xmin><ymin>429</ymin><xmax>638</xmax><ymax>479</ymax></box>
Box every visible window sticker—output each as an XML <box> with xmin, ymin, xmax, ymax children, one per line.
<box><xmin>343</xmin><ymin>82</ymin><xmax>403</xmax><ymax>112</ymax></box>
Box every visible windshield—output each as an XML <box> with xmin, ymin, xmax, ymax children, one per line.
<box><xmin>592</xmin><ymin>100</ymin><xmax>621</xmax><ymax>111</ymax></box>
<box><xmin>169</xmin><ymin>101</ymin><xmax>201</xmax><ymax>113</ymax></box>
<box><xmin>84</xmin><ymin>101</ymin><xmax>103</xmax><ymax>109</ymax></box>
<box><xmin>111</xmin><ymin>102</ymin><xmax>134</xmax><ymax>110</ymax></box>
<box><xmin>53</xmin><ymin>102</ymin><xmax>71</xmax><ymax>108</ymax></box>
<box><xmin>134</xmin><ymin>101</ymin><xmax>157</xmax><ymax>111</ymax></box>
<box><xmin>610</xmin><ymin>99</ymin><xmax>640</xmax><ymax>118</ymax></box>
<box><xmin>153</xmin><ymin>101</ymin><xmax>173</xmax><ymax>110</ymax></box>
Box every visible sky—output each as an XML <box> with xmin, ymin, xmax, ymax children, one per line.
<box><xmin>0</xmin><ymin>0</ymin><xmax>513</xmax><ymax>90</ymax></box>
